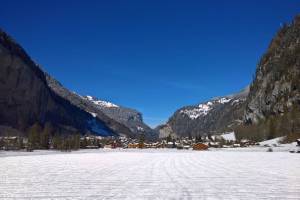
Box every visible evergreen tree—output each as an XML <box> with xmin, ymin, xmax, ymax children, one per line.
<box><xmin>28</xmin><ymin>123</ymin><xmax>42</xmax><ymax>149</ymax></box>
<box><xmin>52</xmin><ymin>134</ymin><xmax>62</xmax><ymax>150</ymax></box>
<box><xmin>188</xmin><ymin>132</ymin><xmax>192</xmax><ymax>140</ymax></box>
<box><xmin>166</xmin><ymin>134</ymin><xmax>172</xmax><ymax>143</ymax></box>
<box><xmin>40</xmin><ymin>131</ymin><xmax>50</xmax><ymax>149</ymax></box>
<box><xmin>81</xmin><ymin>137</ymin><xmax>88</xmax><ymax>149</ymax></box>
<box><xmin>138</xmin><ymin>133</ymin><xmax>145</xmax><ymax>149</ymax></box>
<box><xmin>195</xmin><ymin>135</ymin><xmax>203</xmax><ymax>143</ymax></box>
<box><xmin>172</xmin><ymin>139</ymin><xmax>176</xmax><ymax>148</ymax></box>
<box><xmin>72</xmin><ymin>133</ymin><xmax>81</xmax><ymax>150</ymax></box>
<box><xmin>40</xmin><ymin>122</ymin><xmax>53</xmax><ymax>149</ymax></box>
<box><xmin>17</xmin><ymin>137</ymin><xmax>24</xmax><ymax>149</ymax></box>
<box><xmin>267</xmin><ymin>117</ymin><xmax>276</xmax><ymax>140</ymax></box>
<box><xmin>0</xmin><ymin>138</ymin><xmax>4</xmax><ymax>149</ymax></box>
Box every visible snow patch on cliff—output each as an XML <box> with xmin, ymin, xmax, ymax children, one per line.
<box><xmin>180</xmin><ymin>103</ymin><xmax>212</xmax><ymax>119</ymax></box>
<box><xmin>85</xmin><ymin>96</ymin><xmax>119</xmax><ymax>108</ymax></box>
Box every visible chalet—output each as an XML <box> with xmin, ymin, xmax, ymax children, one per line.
<box><xmin>85</xmin><ymin>145</ymin><xmax>99</xmax><ymax>149</ymax></box>
<box><xmin>208</xmin><ymin>142</ymin><xmax>220</xmax><ymax>148</ymax></box>
<box><xmin>127</xmin><ymin>143</ymin><xmax>139</xmax><ymax>148</ymax></box>
<box><xmin>240</xmin><ymin>139</ymin><xmax>256</xmax><ymax>147</ymax></box>
<box><xmin>155</xmin><ymin>142</ymin><xmax>166</xmax><ymax>148</ymax></box>
<box><xmin>104</xmin><ymin>144</ymin><xmax>113</xmax><ymax>149</ymax></box>
<box><xmin>0</xmin><ymin>136</ymin><xmax>24</xmax><ymax>150</ymax></box>
<box><xmin>222</xmin><ymin>145</ymin><xmax>231</xmax><ymax>148</ymax></box>
<box><xmin>193</xmin><ymin>143</ymin><xmax>209</xmax><ymax>151</ymax></box>
<box><xmin>176</xmin><ymin>144</ymin><xmax>184</xmax><ymax>150</ymax></box>
<box><xmin>233</xmin><ymin>143</ymin><xmax>241</xmax><ymax>148</ymax></box>
<box><xmin>166</xmin><ymin>142</ymin><xmax>175</xmax><ymax>148</ymax></box>
<box><xmin>150</xmin><ymin>142</ymin><xmax>160</xmax><ymax>148</ymax></box>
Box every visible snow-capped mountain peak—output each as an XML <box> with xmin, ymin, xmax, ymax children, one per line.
<box><xmin>85</xmin><ymin>96</ymin><xmax>119</xmax><ymax>108</ymax></box>
<box><xmin>217</xmin><ymin>97</ymin><xmax>232</xmax><ymax>104</ymax></box>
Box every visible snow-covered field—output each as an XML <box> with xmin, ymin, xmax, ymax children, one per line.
<box><xmin>1</xmin><ymin>149</ymin><xmax>300</xmax><ymax>200</ymax></box>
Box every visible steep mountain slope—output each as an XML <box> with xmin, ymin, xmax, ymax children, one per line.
<box><xmin>157</xmin><ymin>87</ymin><xmax>249</xmax><ymax>138</ymax></box>
<box><xmin>237</xmin><ymin>15</ymin><xmax>300</xmax><ymax>141</ymax></box>
<box><xmin>46</xmin><ymin>75</ymin><xmax>158</xmax><ymax>140</ymax></box>
<box><xmin>0</xmin><ymin>29</ymin><xmax>115</xmax><ymax>136</ymax></box>
<box><xmin>45</xmin><ymin>75</ymin><xmax>134</xmax><ymax>138</ymax></box>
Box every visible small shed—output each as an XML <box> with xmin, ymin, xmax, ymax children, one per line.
<box><xmin>128</xmin><ymin>143</ymin><xmax>139</xmax><ymax>148</ymax></box>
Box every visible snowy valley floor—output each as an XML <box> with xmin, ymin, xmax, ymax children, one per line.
<box><xmin>0</xmin><ymin>149</ymin><xmax>300</xmax><ymax>200</ymax></box>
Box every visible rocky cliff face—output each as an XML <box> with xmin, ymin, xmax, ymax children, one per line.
<box><xmin>237</xmin><ymin>15</ymin><xmax>300</xmax><ymax>141</ymax></box>
<box><xmin>245</xmin><ymin>16</ymin><xmax>300</xmax><ymax>124</ymax></box>
<box><xmin>157</xmin><ymin>87</ymin><xmax>249</xmax><ymax>138</ymax></box>
<box><xmin>0</xmin><ymin>29</ymin><xmax>118</xmax><ymax>136</ymax></box>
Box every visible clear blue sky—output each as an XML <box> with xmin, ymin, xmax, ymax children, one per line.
<box><xmin>1</xmin><ymin>1</ymin><xmax>299</xmax><ymax>127</ymax></box>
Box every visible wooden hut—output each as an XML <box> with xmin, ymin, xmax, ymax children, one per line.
<box><xmin>128</xmin><ymin>143</ymin><xmax>139</xmax><ymax>148</ymax></box>
<box><xmin>193</xmin><ymin>143</ymin><xmax>209</xmax><ymax>151</ymax></box>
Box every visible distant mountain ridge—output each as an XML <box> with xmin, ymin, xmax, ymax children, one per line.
<box><xmin>82</xmin><ymin>95</ymin><xmax>158</xmax><ymax>140</ymax></box>
<box><xmin>0</xmin><ymin>28</ymin><xmax>114</xmax><ymax>136</ymax></box>
<box><xmin>157</xmin><ymin>87</ymin><xmax>249</xmax><ymax>138</ymax></box>
<box><xmin>45</xmin><ymin>74</ymin><xmax>132</xmax><ymax>137</ymax></box>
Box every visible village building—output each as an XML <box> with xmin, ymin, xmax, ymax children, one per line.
<box><xmin>193</xmin><ymin>143</ymin><xmax>209</xmax><ymax>151</ymax></box>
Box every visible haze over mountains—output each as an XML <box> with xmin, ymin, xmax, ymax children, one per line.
<box><xmin>0</xmin><ymin>15</ymin><xmax>299</xmax><ymax>142</ymax></box>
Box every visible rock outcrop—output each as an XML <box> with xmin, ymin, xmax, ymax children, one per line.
<box><xmin>245</xmin><ymin>16</ymin><xmax>300</xmax><ymax>124</ymax></box>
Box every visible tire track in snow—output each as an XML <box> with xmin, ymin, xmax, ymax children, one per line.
<box><xmin>0</xmin><ymin>150</ymin><xmax>300</xmax><ymax>199</ymax></box>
